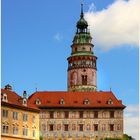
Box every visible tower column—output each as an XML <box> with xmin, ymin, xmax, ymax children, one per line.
<box><xmin>67</xmin><ymin>4</ymin><xmax>97</xmax><ymax>92</ymax></box>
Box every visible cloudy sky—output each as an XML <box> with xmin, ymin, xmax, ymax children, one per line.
<box><xmin>2</xmin><ymin>0</ymin><xmax>139</xmax><ymax>139</ymax></box>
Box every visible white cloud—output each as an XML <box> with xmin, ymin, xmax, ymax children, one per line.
<box><xmin>124</xmin><ymin>104</ymin><xmax>139</xmax><ymax>139</ymax></box>
<box><xmin>54</xmin><ymin>33</ymin><xmax>63</xmax><ymax>41</ymax></box>
<box><xmin>88</xmin><ymin>3</ymin><xmax>96</xmax><ymax>12</ymax></box>
<box><xmin>85</xmin><ymin>0</ymin><xmax>139</xmax><ymax>50</ymax></box>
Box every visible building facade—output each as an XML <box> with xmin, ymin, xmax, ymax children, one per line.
<box><xmin>1</xmin><ymin>85</ymin><xmax>40</xmax><ymax>140</ymax></box>
<box><xmin>28</xmin><ymin>91</ymin><xmax>125</xmax><ymax>140</ymax></box>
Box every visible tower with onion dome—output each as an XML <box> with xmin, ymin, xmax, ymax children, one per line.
<box><xmin>67</xmin><ymin>3</ymin><xmax>97</xmax><ymax>92</ymax></box>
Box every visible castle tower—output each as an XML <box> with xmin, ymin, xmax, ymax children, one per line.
<box><xmin>67</xmin><ymin>3</ymin><xmax>97</xmax><ymax>92</ymax></box>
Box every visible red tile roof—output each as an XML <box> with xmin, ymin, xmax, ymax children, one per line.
<box><xmin>28</xmin><ymin>91</ymin><xmax>125</xmax><ymax>109</ymax></box>
<box><xmin>1</xmin><ymin>89</ymin><xmax>39</xmax><ymax>112</ymax></box>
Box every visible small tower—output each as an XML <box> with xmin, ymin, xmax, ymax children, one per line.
<box><xmin>22</xmin><ymin>90</ymin><xmax>27</xmax><ymax>106</ymax></box>
<box><xmin>67</xmin><ymin>3</ymin><xmax>97</xmax><ymax>92</ymax></box>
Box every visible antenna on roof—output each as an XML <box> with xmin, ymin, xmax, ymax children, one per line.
<box><xmin>110</xmin><ymin>86</ymin><xmax>112</xmax><ymax>91</ymax></box>
<box><xmin>35</xmin><ymin>83</ymin><xmax>38</xmax><ymax>92</ymax></box>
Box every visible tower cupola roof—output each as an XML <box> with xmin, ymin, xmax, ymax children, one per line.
<box><xmin>76</xmin><ymin>3</ymin><xmax>88</xmax><ymax>30</ymax></box>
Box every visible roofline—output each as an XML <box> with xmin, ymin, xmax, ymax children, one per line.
<box><xmin>1</xmin><ymin>102</ymin><xmax>40</xmax><ymax>112</ymax></box>
<box><xmin>39</xmin><ymin>106</ymin><xmax>125</xmax><ymax>110</ymax></box>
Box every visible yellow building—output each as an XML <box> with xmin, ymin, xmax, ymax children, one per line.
<box><xmin>1</xmin><ymin>84</ymin><xmax>40</xmax><ymax>140</ymax></box>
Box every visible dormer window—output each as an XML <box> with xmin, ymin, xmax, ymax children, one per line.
<box><xmin>84</xmin><ymin>99</ymin><xmax>90</xmax><ymax>105</ymax></box>
<box><xmin>2</xmin><ymin>93</ymin><xmax>8</xmax><ymax>102</ymax></box>
<box><xmin>59</xmin><ymin>99</ymin><xmax>65</xmax><ymax>105</ymax></box>
<box><xmin>107</xmin><ymin>99</ymin><xmax>113</xmax><ymax>104</ymax></box>
<box><xmin>35</xmin><ymin>99</ymin><xmax>41</xmax><ymax>105</ymax></box>
<box><xmin>23</xmin><ymin>99</ymin><xmax>27</xmax><ymax>106</ymax></box>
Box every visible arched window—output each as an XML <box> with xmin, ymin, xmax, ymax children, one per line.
<box><xmin>2</xmin><ymin>93</ymin><xmax>8</xmax><ymax>102</ymax></box>
<box><xmin>107</xmin><ymin>99</ymin><xmax>113</xmax><ymax>104</ymax></box>
<box><xmin>35</xmin><ymin>99</ymin><xmax>41</xmax><ymax>105</ymax></box>
<box><xmin>59</xmin><ymin>99</ymin><xmax>65</xmax><ymax>105</ymax></box>
<box><xmin>23</xmin><ymin>99</ymin><xmax>27</xmax><ymax>106</ymax></box>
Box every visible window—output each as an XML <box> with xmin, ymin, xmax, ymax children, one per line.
<box><xmin>2</xmin><ymin>94</ymin><xmax>8</xmax><ymax>102</ymax></box>
<box><xmin>49</xmin><ymin>125</ymin><xmax>54</xmax><ymax>131</ymax></box>
<box><xmin>102</xmin><ymin>112</ymin><xmax>106</xmax><ymax>118</ymax></box>
<box><xmin>2</xmin><ymin>110</ymin><xmax>8</xmax><ymax>118</ymax></box>
<box><xmin>42</xmin><ymin>124</ymin><xmax>46</xmax><ymax>131</ymax></box>
<box><xmin>60</xmin><ymin>99</ymin><xmax>65</xmax><ymax>104</ymax></box>
<box><xmin>13</xmin><ymin>127</ymin><xmax>18</xmax><ymax>135</ymax></box>
<box><xmin>107</xmin><ymin>99</ymin><xmax>113</xmax><ymax>104</ymax></box>
<box><xmin>90</xmin><ymin>47</ymin><xmax>91</xmax><ymax>51</ymax></box>
<box><xmin>110</xmin><ymin>111</ymin><xmax>114</xmax><ymax>118</ymax></box>
<box><xmin>23</xmin><ymin>128</ymin><xmax>28</xmax><ymax>136</ymax></box>
<box><xmin>71</xmin><ymin>111</ymin><xmax>76</xmax><ymax>118</ymax></box>
<box><xmin>32</xmin><ymin>115</ymin><xmax>35</xmax><ymax>123</ymax></box>
<box><xmin>84</xmin><ymin>99</ymin><xmax>90</xmax><ymax>104</ymax></box>
<box><xmin>64</xmin><ymin>124</ymin><xmax>69</xmax><ymax>131</ymax></box>
<box><xmin>2</xmin><ymin>126</ymin><xmax>8</xmax><ymax>134</ymax></box>
<box><xmin>117</xmin><ymin>111</ymin><xmax>122</xmax><ymax>118</ymax></box>
<box><xmin>79</xmin><ymin>124</ymin><xmax>83</xmax><ymax>131</ymax></box>
<box><xmin>23</xmin><ymin>99</ymin><xmax>27</xmax><ymax>106</ymax></box>
<box><xmin>64</xmin><ymin>111</ymin><xmax>69</xmax><ymax>118</ymax></box>
<box><xmin>94</xmin><ymin>111</ymin><xmax>98</xmax><ymax>118</ymax></box>
<box><xmin>117</xmin><ymin>124</ymin><xmax>121</xmax><ymax>130</ymax></box>
<box><xmin>23</xmin><ymin>114</ymin><xmax>28</xmax><ymax>122</ymax></box>
<box><xmin>110</xmin><ymin>124</ymin><xmax>114</xmax><ymax>131</ymax></box>
<box><xmin>49</xmin><ymin>111</ymin><xmax>54</xmax><ymax>118</ymax></box>
<box><xmin>13</xmin><ymin>112</ymin><xmax>18</xmax><ymax>120</ymax></box>
<box><xmin>94</xmin><ymin>124</ymin><xmax>98</xmax><ymax>131</ymax></box>
<box><xmin>35</xmin><ymin>99</ymin><xmax>41</xmax><ymax>105</ymax></box>
<box><xmin>79</xmin><ymin>111</ymin><xmax>83</xmax><ymax>118</ymax></box>
<box><xmin>82</xmin><ymin>75</ymin><xmax>87</xmax><ymax>85</ymax></box>
<box><xmin>33</xmin><ymin>130</ymin><xmax>36</xmax><ymax>137</ymax></box>
<box><xmin>102</xmin><ymin>124</ymin><xmax>106</xmax><ymax>131</ymax></box>
<box><xmin>72</xmin><ymin>124</ymin><xmax>76</xmax><ymax>131</ymax></box>
<box><xmin>86</xmin><ymin>124</ymin><xmax>91</xmax><ymax>130</ymax></box>
<box><xmin>82</xmin><ymin>47</ymin><xmax>85</xmax><ymax>51</ymax></box>
<box><xmin>75</xmin><ymin>47</ymin><xmax>77</xmax><ymax>52</ymax></box>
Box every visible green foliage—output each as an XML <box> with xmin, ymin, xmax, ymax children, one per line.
<box><xmin>123</xmin><ymin>134</ymin><xmax>133</xmax><ymax>140</ymax></box>
<box><xmin>39</xmin><ymin>136</ymin><xmax>43</xmax><ymax>140</ymax></box>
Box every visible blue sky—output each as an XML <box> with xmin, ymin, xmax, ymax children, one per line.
<box><xmin>2</xmin><ymin>0</ymin><xmax>138</xmax><ymax>102</ymax></box>
<box><xmin>1</xmin><ymin>0</ymin><xmax>139</xmax><ymax>138</ymax></box>
<box><xmin>2</xmin><ymin>0</ymin><xmax>138</xmax><ymax>101</ymax></box>
<box><xmin>2</xmin><ymin>0</ymin><xmax>138</xmax><ymax>104</ymax></box>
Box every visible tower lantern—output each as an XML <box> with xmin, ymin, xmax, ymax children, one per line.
<box><xmin>67</xmin><ymin>3</ymin><xmax>97</xmax><ymax>92</ymax></box>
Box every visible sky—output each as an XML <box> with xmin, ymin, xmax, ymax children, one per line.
<box><xmin>1</xmin><ymin>0</ymin><xmax>139</xmax><ymax>139</ymax></box>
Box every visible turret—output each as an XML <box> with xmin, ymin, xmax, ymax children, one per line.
<box><xmin>67</xmin><ymin>3</ymin><xmax>97</xmax><ymax>92</ymax></box>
